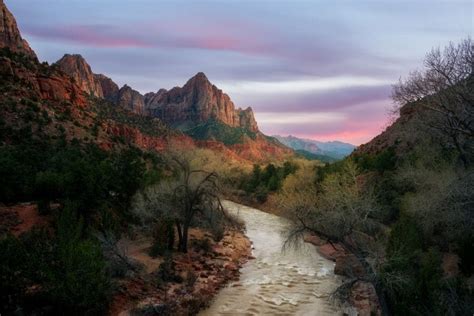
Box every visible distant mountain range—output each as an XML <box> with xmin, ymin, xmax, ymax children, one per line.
<box><xmin>273</xmin><ymin>135</ymin><xmax>356</xmax><ymax>161</ymax></box>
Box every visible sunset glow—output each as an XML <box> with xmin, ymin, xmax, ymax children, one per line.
<box><xmin>8</xmin><ymin>0</ymin><xmax>472</xmax><ymax>145</ymax></box>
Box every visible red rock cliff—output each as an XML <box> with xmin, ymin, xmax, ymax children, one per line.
<box><xmin>146</xmin><ymin>72</ymin><xmax>259</xmax><ymax>131</ymax></box>
<box><xmin>0</xmin><ymin>0</ymin><xmax>37</xmax><ymax>60</ymax></box>
<box><xmin>55</xmin><ymin>54</ymin><xmax>104</xmax><ymax>98</ymax></box>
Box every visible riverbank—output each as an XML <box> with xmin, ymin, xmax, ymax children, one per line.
<box><xmin>109</xmin><ymin>228</ymin><xmax>252</xmax><ymax>315</ymax></box>
<box><xmin>224</xmin><ymin>196</ymin><xmax>381</xmax><ymax>316</ymax></box>
<box><xmin>200</xmin><ymin>201</ymin><xmax>342</xmax><ymax>315</ymax></box>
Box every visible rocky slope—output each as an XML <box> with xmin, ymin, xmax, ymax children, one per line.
<box><xmin>0</xmin><ymin>0</ymin><xmax>36</xmax><ymax>60</ymax></box>
<box><xmin>353</xmin><ymin>100</ymin><xmax>436</xmax><ymax>157</ymax></box>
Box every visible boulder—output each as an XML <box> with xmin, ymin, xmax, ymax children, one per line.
<box><xmin>349</xmin><ymin>281</ymin><xmax>381</xmax><ymax>316</ymax></box>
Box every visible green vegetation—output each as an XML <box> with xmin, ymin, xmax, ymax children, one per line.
<box><xmin>295</xmin><ymin>149</ymin><xmax>337</xmax><ymax>163</ymax></box>
<box><xmin>240</xmin><ymin>161</ymin><xmax>298</xmax><ymax>202</ymax></box>
<box><xmin>184</xmin><ymin>120</ymin><xmax>257</xmax><ymax>145</ymax></box>
<box><xmin>133</xmin><ymin>153</ymin><xmax>243</xmax><ymax>253</ymax></box>
<box><xmin>0</xmin><ymin>139</ymin><xmax>148</xmax><ymax>217</ymax></box>
<box><xmin>281</xmin><ymin>39</ymin><xmax>474</xmax><ymax>315</ymax></box>
<box><xmin>0</xmin><ymin>136</ymin><xmax>159</xmax><ymax>313</ymax></box>
<box><xmin>0</xmin><ymin>206</ymin><xmax>110</xmax><ymax>314</ymax></box>
<box><xmin>93</xmin><ymin>97</ymin><xmax>172</xmax><ymax>137</ymax></box>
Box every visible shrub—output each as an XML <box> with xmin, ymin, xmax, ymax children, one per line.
<box><xmin>210</xmin><ymin>225</ymin><xmax>225</xmax><ymax>242</ymax></box>
<box><xmin>45</xmin><ymin>204</ymin><xmax>111</xmax><ymax>313</ymax></box>
<box><xmin>156</xmin><ymin>254</ymin><xmax>182</xmax><ymax>286</ymax></box>
<box><xmin>387</xmin><ymin>214</ymin><xmax>423</xmax><ymax>256</ymax></box>
<box><xmin>0</xmin><ymin>235</ymin><xmax>28</xmax><ymax>312</ymax></box>
<box><xmin>149</xmin><ymin>219</ymin><xmax>175</xmax><ymax>257</ymax></box>
<box><xmin>192</xmin><ymin>238</ymin><xmax>212</xmax><ymax>253</ymax></box>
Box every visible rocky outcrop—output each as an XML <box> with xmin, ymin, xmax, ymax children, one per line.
<box><xmin>0</xmin><ymin>55</ymin><xmax>86</xmax><ymax>106</ymax></box>
<box><xmin>0</xmin><ymin>0</ymin><xmax>37</xmax><ymax>60</ymax></box>
<box><xmin>54</xmin><ymin>55</ymin><xmax>146</xmax><ymax>114</ymax></box>
<box><xmin>117</xmin><ymin>84</ymin><xmax>145</xmax><ymax>114</ymax></box>
<box><xmin>146</xmin><ymin>72</ymin><xmax>259</xmax><ymax>132</ymax></box>
<box><xmin>235</xmin><ymin>107</ymin><xmax>258</xmax><ymax>132</ymax></box>
<box><xmin>304</xmin><ymin>236</ymin><xmax>382</xmax><ymax>316</ymax></box>
<box><xmin>95</xmin><ymin>73</ymin><xmax>119</xmax><ymax>101</ymax></box>
<box><xmin>144</xmin><ymin>88</ymin><xmax>167</xmax><ymax>106</ymax></box>
<box><xmin>55</xmin><ymin>54</ymin><xmax>103</xmax><ymax>98</ymax></box>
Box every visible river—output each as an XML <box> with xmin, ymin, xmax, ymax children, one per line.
<box><xmin>199</xmin><ymin>201</ymin><xmax>344</xmax><ymax>316</ymax></box>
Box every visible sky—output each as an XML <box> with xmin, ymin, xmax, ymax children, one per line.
<box><xmin>8</xmin><ymin>0</ymin><xmax>473</xmax><ymax>145</ymax></box>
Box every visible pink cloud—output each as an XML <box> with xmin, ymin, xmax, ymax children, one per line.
<box><xmin>25</xmin><ymin>25</ymin><xmax>152</xmax><ymax>48</ymax></box>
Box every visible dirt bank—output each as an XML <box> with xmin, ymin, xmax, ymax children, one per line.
<box><xmin>110</xmin><ymin>228</ymin><xmax>252</xmax><ymax>315</ymax></box>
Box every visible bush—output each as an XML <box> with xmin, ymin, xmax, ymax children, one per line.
<box><xmin>387</xmin><ymin>214</ymin><xmax>424</xmax><ymax>256</ymax></box>
<box><xmin>156</xmin><ymin>254</ymin><xmax>182</xmax><ymax>286</ymax></box>
<box><xmin>192</xmin><ymin>238</ymin><xmax>212</xmax><ymax>253</ymax></box>
<box><xmin>149</xmin><ymin>219</ymin><xmax>175</xmax><ymax>257</ymax></box>
<box><xmin>210</xmin><ymin>225</ymin><xmax>225</xmax><ymax>242</ymax></box>
<box><xmin>46</xmin><ymin>204</ymin><xmax>111</xmax><ymax>313</ymax></box>
<box><xmin>354</xmin><ymin>147</ymin><xmax>397</xmax><ymax>173</ymax></box>
<box><xmin>241</xmin><ymin>161</ymin><xmax>298</xmax><ymax>202</ymax></box>
<box><xmin>0</xmin><ymin>235</ymin><xmax>28</xmax><ymax>312</ymax></box>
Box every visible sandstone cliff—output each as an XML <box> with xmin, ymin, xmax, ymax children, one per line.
<box><xmin>117</xmin><ymin>84</ymin><xmax>145</xmax><ymax>114</ymax></box>
<box><xmin>54</xmin><ymin>54</ymin><xmax>146</xmax><ymax>114</ymax></box>
<box><xmin>0</xmin><ymin>0</ymin><xmax>37</xmax><ymax>59</ymax></box>
<box><xmin>146</xmin><ymin>72</ymin><xmax>259</xmax><ymax>132</ymax></box>
<box><xmin>55</xmin><ymin>54</ymin><xmax>103</xmax><ymax>98</ymax></box>
<box><xmin>95</xmin><ymin>73</ymin><xmax>119</xmax><ymax>102</ymax></box>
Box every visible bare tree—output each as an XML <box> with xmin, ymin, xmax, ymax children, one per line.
<box><xmin>282</xmin><ymin>161</ymin><xmax>390</xmax><ymax>315</ymax></box>
<box><xmin>392</xmin><ymin>38</ymin><xmax>474</xmax><ymax>165</ymax></box>
<box><xmin>134</xmin><ymin>153</ymin><xmax>237</xmax><ymax>253</ymax></box>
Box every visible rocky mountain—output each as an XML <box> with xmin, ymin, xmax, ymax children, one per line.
<box><xmin>0</xmin><ymin>0</ymin><xmax>37</xmax><ymax>60</ymax></box>
<box><xmin>274</xmin><ymin>135</ymin><xmax>355</xmax><ymax>160</ymax></box>
<box><xmin>0</xmin><ymin>0</ymin><xmax>291</xmax><ymax>163</ymax></box>
<box><xmin>95</xmin><ymin>73</ymin><xmax>119</xmax><ymax>101</ymax></box>
<box><xmin>55</xmin><ymin>54</ymin><xmax>104</xmax><ymax>98</ymax></box>
<box><xmin>54</xmin><ymin>54</ymin><xmax>147</xmax><ymax>114</ymax></box>
<box><xmin>146</xmin><ymin>72</ymin><xmax>259</xmax><ymax>132</ymax></box>
<box><xmin>117</xmin><ymin>84</ymin><xmax>145</xmax><ymax>114</ymax></box>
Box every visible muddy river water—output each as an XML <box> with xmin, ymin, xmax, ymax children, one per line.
<box><xmin>199</xmin><ymin>201</ymin><xmax>345</xmax><ymax>316</ymax></box>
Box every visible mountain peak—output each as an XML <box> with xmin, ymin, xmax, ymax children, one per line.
<box><xmin>193</xmin><ymin>72</ymin><xmax>208</xmax><ymax>80</ymax></box>
<box><xmin>185</xmin><ymin>72</ymin><xmax>211</xmax><ymax>88</ymax></box>
<box><xmin>0</xmin><ymin>0</ymin><xmax>37</xmax><ymax>59</ymax></box>
<box><xmin>55</xmin><ymin>54</ymin><xmax>103</xmax><ymax>97</ymax></box>
<box><xmin>147</xmin><ymin>73</ymin><xmax>259</xmax><ymax>132</ymax></box>
<box><xmin>62</xmin><ymin>53</ymin><xmax>84</xmax><ymax>59</ymax></box>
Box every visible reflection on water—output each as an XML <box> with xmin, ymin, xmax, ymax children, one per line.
<box><xmin>199</xmin><ymin>201</ymin><xmax>343</xmax><ymax>316</ymax></box>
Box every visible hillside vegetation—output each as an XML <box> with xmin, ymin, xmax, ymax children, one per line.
<box><xmin>276</xmin><ymin>38</ymin><xmax>474</xmax><ymax>315</ymax></box>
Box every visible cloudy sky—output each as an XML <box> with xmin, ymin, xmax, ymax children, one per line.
<box><xmin>8</xmin><ymin>0</ymin><xmax>473</xmax><ymax>144</ymax></box>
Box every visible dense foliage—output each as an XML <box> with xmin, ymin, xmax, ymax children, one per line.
<box><xmin>281</xmin><ymin>39</ymin><xmax>474</xmax><ymax>315</ymax></box>
<box><xmin>0</xmin><ymin>204</ymin><xmax>110</xmax><ymax>315</ymax></box>
<box><xmin>185</xmin><ymin>119</ymin><xmax>257</xmax><ymax>145</ymax></box>
<box><xmin>0</xmin><ymin>134</ymin><xmax>161</xmax><ymax>313</ymax></box>
<box><xmin>240</xmin><ymin>161</ymin><xmax>298</xmax><ymax>202</ymax></box>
